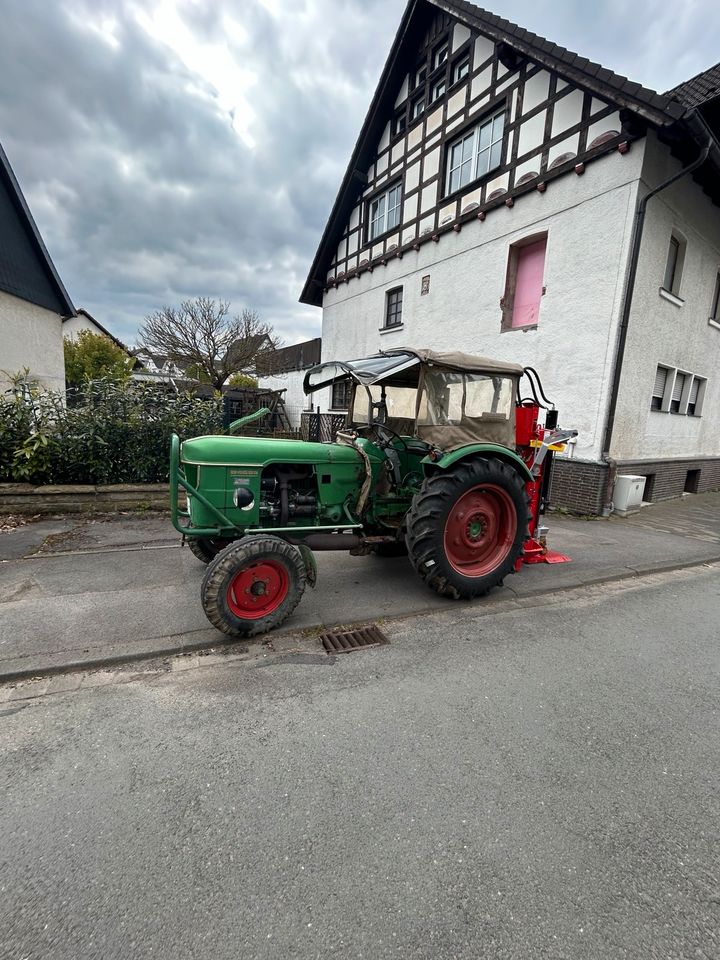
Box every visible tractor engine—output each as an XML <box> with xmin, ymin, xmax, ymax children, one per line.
<box><xmin>258</xmin><ymin>466</ymin><xmax>319</xmax><ymax>525</ymax></box>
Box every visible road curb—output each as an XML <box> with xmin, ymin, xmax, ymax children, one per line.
<box><xmin>2</xmin><ymin>553</ymin><xmax>718</xmax><ymax>685</ymax></box>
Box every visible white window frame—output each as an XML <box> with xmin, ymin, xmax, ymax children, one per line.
<box><xmin>662</xmin><ymin>231</ymin><xmax>686</xmax><ymax>298</ymax></box>
<box><xmin>432</xmin><ymin>41</ymin><xmax>449</xmax><ymax>71</ymax></box>
<box><xmin>452</xmin><ymin>56</ymin><xmax>470</xmax><ymax>84</ymax></box>
<box><xmin>446</xmin><ymin>108</ymin><xmax>505</xmax><ymax>195</ymax></box>
<box><xmin>431</xmin><ymin>77</ymin><xmax>446</xmax><ymax>102</ymax></box>
<box><xmin>368</xmin><ymin>183</ymin><xmax>402</xmax><ymax>241</ymax></box>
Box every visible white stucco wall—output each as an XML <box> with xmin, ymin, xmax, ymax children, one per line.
<box><xmin>0</xmin><ymin>289</ymin><xmax>65</xmax><ymax>392</ymax></box>
<box><xmin>61</xmin><ymin>314</ymin><xmax>103</xmax><ymax>340</ymax></box>
<box><xmin>320</xmin><ymin>146</ymin><xmax>645</xmax><ymax>460</ymax></box>
<box><xmin>257</xmin><ymin>370</ymin><xmax>312</xmax><ymax>428</ymax></box>
<box><xmin>611</xmin><ymin>132</ymin><xmax>720</xmax><ymax>461</ymax></box>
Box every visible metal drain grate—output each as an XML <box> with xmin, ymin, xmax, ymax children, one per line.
<box><xmin>320</xmin><ymin>624</ymin><xmax>389</xmax><ymax>655</ymax></box>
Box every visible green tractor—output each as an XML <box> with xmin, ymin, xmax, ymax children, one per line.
<box><xmin>170</xmin><ymin>349</ymin><xmax>575</xmax><ymax>637</ymax></box>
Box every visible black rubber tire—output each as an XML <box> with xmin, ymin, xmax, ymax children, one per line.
<box><xmin>201</xmin><ymin>536</ymin><xmax>306</xmax><ymax>637</ymax></box>
<box><xmin>406</xmin><ymin>458</ymin><xmax>530</xmax><ymax>600</ymax></box>
<box><xmin>187</xmin><ymin>537</ymin><xmax>235</xmax><ymax>564</ymax></box>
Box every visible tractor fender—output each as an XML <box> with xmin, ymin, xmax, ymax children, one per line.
<box><xmin>297</xmin><ymin>543</ymin><xmax>318</xmax><ymax>589</ymax></box>
<box><xmin>421</xmin><ymin>444</ymin><xmax>533</xmax><ymax>483</ymax></box>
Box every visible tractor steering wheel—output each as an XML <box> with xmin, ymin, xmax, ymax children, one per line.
<box><xmin>368</xmin><ymin>421</ymin><xmax>408</xmax><ymax>452</ymax></box>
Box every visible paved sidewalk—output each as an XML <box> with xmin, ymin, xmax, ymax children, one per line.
<box><xmin>0</xmin><ymin>492</ymin><xmax>718</xmax><ymax>681</ymax></box>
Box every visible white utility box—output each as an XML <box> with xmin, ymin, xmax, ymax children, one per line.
<box><xmin>614</xmin><ymin>474</ymin><xmax>645</xmax><ymax>516</ymax></box>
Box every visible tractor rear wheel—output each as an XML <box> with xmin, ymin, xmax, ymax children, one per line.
<box><xmin>187</xmin><ymin>537</ymin><xmax>235</xmax><ymax>564</ymax></box>
<box><xmin>201</xmin><ymin>536</ymin><xmax>306</xmax><ymax>637</ymax></box>
<box><xmin>406</xmin><ymin>458</ymin><xmax>529</xmax><ymax>599</ymax></box>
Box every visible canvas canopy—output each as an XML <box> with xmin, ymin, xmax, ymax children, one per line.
<box><xmin>304</xmin><ymin>348</ymin><xmax>522</xmax><ymax>450</ymax></box>
<box><xmin>303</xmin><ymin>348</ymin><xmax>522</xmax><ymax>393</ymax></box>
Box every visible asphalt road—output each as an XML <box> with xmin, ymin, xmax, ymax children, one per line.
<box><xmin>2</xmin><ymin>565</ymin><xmax>719</xmax><ymax>960</ymax></box>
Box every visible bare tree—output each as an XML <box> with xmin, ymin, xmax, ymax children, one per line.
<box><xmin>137</xmin><ymin>298</ymin><xmax>280</xmax><ymax>391</ymax></box>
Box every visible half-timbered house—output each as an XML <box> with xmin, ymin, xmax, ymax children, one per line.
<box><xmin>301</xmin><ymin>0</ymin><xmax>720</xmax><ymax>514</ymax></box>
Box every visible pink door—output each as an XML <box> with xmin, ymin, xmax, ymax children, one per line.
<box><xmin>511</xmin><ymin>238</ymin><xmax>546</xmax><ymax>329</ymax></box>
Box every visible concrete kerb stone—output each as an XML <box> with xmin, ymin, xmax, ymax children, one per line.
<box><xmin>2</xmin><ymin>553</ymin><xmax>719</xmax><ymax>686</ymax></box>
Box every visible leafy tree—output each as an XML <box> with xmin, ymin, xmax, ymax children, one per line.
<box><xmin>137</xmin><ymin>297</ymin><xmax>279</xmax><ymax>391</ymax></box>
<box><xmin>64</xmin><ymin>331</ymin><xmax>134</xmax><ymax>388</ymax></box>
<box><xmin>227</xmin><ymin>372</ymin><xmax>259</xmax><ymax>389</ymax></box>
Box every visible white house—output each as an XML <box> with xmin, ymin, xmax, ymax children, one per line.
<box><xmin>0</xmin><ymin>142</ymin><xmax>75</xmax><ymax>393</ymax></box>
<box><xmin>300</xmin><ymin>0</ymin><xmax>720</xmax><ymax>514</ymax></box>
<box><xmin>256</xmin><ymin>337</ymin><xmax>321</xmax><ymax>428</ymax></box>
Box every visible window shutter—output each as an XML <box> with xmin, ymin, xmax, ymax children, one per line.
<box><xmin>672</xmin><ymin>372</ymin><xmax>686</xmax><ymax>403</ymax></box>
<box><xmin>689</xmin><ymin>377</ymin><xmax>700</xmax><ymax>405</ymax></box>
<box><xmin>653</xmin><ymin>366</ymin><xmax>667</xmax><ymax>397</ymax></box>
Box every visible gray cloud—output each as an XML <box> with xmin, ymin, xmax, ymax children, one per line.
<box><xmin>0</xmin><ymin>0</ymin><xmax>716</xmax><ymax>346</ymax></box>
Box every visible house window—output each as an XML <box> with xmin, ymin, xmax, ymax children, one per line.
<box><xmin>414</xmin><ymin>65</ymin><xmax>427</xmax><ymax>88</ymax></box>
<box><xmin>651</xmin><ymin>365</ymin><xmax>670</xmax><ymax>410</ymax></box>
<box><xmin>431</xmin><ymin>78</ymin><xmax>446</xmax><ymax>102</ymax></box>
<box><xmin>710</xmin><ymin>272</ymin><xmax>720</xmax><ymax>323</ymax></box>
<box><xmin>670</xmin><ymin>371</ymin><xmax>687</xmax><ymax>413</ymax></box>
<box><xmin>432</xmin><ymin>40</ymin><xmax>449</xmax><ymax>71</ymax></box>
<box><xmin>446</xmin><ymin>108</ymin><xmax>505</xmax><ymax>194</ymax></box>
<box><xmin>662</xmin><ymin>233</ymin><xmax>685</xmax><ymax>296</ymax></box>
<box><xmin>393</xmin><ymin>110</ymin><xmax>407</xmax><ymax>136</ymax></box>
<box><xmin>331</xmin><ymin>380</ymin><xmax>352</xmax><ymax>410</ymax></box>
<box><xmin>384</xmin><ymin>288</ymin><xmax>403</xmax><ymax>328</ymax></box>
<box><xmin>452</xmin><ymin>56</ymin><xmax>470</xmax><ymax>84</ymax></box>
<box><xmin>501</xmin><ymin>235</ymin><xmax>547</xmax><ymax>330</ymax></box>
<box><xmin>368</xmin><ymin>183</ymin><xmax>402</xmax><ymax>241</ymax></box>
<box><xmin>687</xmin><ymin>376</ymin><xmax>705</xmax><ymax>416</ymax></box>
<box><xmin>411</xmin><ymin>96</ymin><xmax>425</xmax><ymax>120</ymax></box>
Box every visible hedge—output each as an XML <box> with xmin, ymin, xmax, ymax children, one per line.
<box><xmin>0</xmin><ymin>376</ymin><xmax>224</xmax><ymax>486</ymax></box>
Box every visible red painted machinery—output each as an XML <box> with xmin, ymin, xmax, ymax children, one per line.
<box><xmin>515</xmin><ymin>367</ymin><xmax>577</xmax><ymax>569</ymax></box>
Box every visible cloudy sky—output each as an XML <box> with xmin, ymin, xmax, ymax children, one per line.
<box><xmin>1</xmin><ymin>0</ymin><xmax>717</xmax><ymax>347</ymax></box>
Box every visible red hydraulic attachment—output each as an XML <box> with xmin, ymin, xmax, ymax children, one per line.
<box><xmin>514</xmin><ymin>401</ymin><xmax>576</xmax><ymax>570</ymax></box>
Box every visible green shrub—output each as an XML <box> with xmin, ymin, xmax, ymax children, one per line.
<box><xmin>0</xmin><ymin>375</ymin><xmax>223</xmax><ymax>486</ymax></box>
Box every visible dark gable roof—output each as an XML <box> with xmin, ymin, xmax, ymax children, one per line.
<box><xmin>300</xmin><ymin>0</ymin><xmax>693</xmax><ymax>307</ymax></box>
<box><xmin>666</xmin><ymin>62</ymin><xmax>720</xmax><ymax>108</ymax></box>
<box><xmin>256</xmin><ymin>337</ymin><xmax>322</xmax><ymax>376</ymax></box>
<box><xmin>0</xmin><ymin>142</ymin><xmax>75</xmax><ymax>316</ymax></box>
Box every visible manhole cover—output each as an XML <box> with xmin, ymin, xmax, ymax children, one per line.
<box><xmin>320</xmin><ymin>624</ymin><xmax>389</xmax><ymax>654</ymax></box>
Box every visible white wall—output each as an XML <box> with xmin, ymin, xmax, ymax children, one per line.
<box><xmin>611</xmin><ymin>131</ymin><xmax>720</xmax><ymax>460</ymax></box>
<box><xmin>321</xmin><ymin>146</ymin><xmax>645</xmax><ymax>459</ymax></box>
<box><xmin>257</xmin><ymin>370</ymin><xmax>312</xmax><ymax>428</ymax></box>
<box><xmin>0</xmin><ymin>289</ymin><xmax>65</xmax><ymax>392</ymax></box>
<box><xmin>62</xmin><ymin>314</ymin><xmax>102</xmax><ymax>340</ymax></box>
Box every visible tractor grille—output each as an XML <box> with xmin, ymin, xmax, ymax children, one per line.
<box><xmin>320</xmin><ymin>625</ymin><xmax>389</xmax><ymax>655</ymax></box>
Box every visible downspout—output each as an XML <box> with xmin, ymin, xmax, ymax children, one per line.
<box><xmin>600</xmin><ymin>110</ymin><xmax>716</xmax><ymax>516</ymax></box>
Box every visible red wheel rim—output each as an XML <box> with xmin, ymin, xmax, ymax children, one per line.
<box><xmin>226</xmin><ymin>560</ymin><xmax>289</xmax><ymax>620</ymax></box>
<box><xmin>443</xmin><ymin>484</ymin><xmax>517</xmax><ymax>577</ymax></box>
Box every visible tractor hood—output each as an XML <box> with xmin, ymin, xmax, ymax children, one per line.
<box><xmin>180</xmin><ymin>434</ymin><xmax>362</xmax><ymax>467</ymax></box>
<box><xmin>303</xmin><ymin>349</ymin><xmax>523</xmax><ymax>393</ymax></box>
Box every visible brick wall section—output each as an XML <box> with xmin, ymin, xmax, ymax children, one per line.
<box><xmin>616</xmin><ymin>457</ymin><xmax>720</xmax><ymax>501</ymax></box>
<box><xmin>549</xmin><ymin>458</ymin><xmax>608</xmax><ymax>515</ymax></box>
<box><xmin>549</xmin><ymin>456</ymin><xmax>720</xmax><ymax>515</ymax></box>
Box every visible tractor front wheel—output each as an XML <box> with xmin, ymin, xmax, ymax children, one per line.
<box><xmin>406</xmin><ymin>458</ymin><xmax>529</xmax><ymax>599</ymax></box>
<box><xmin>201</xmin><ymin>536</ymin><xmax>306</xmax><ymax>637</ymax></box>
<box><xmin>187</xmin><ymin>537</ymin><xmax>235</xmax><ymax>564</ymax></box>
